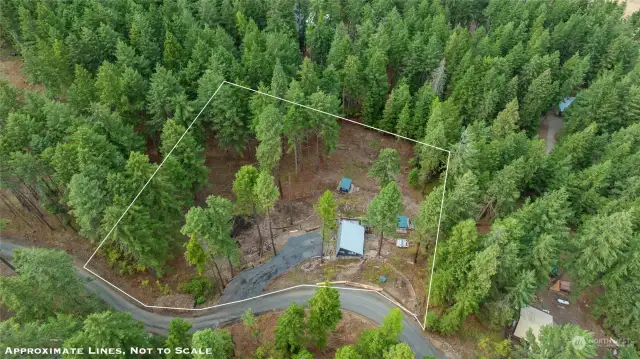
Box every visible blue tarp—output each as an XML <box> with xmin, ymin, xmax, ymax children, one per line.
<box><xmin>559</xmin><ymin>97</ymin><xmax>576</xmax><ymax>112</ymax></box>
<box><xmin>397</xmin><ymin>215</ymin><xmax>409</xmax><ymax>229</ymax></box>
<box><xmin>339</xmin><ymin>177</ymin><xmax>352</xmax><ymax>192</ymax></box>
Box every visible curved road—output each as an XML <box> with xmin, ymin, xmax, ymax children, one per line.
<box><xmin>0</xmin><ymin>240</ymin><xmax>443</xmax><ymax>358</ymax></box>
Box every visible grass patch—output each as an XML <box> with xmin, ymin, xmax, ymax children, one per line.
<box><xmin>335</xmin><ymin>196</ymin><xmax>366</xmax><ymax>217</ymax></box>
<box><xmin>367</xmin><ymin>138</ymin><xmax>382</xmax><ymax>150</ymax></box>
<box><xmin>364</xmin><ymin>262</ymin><xmax>394</xmax><ymax>284</ymax></box>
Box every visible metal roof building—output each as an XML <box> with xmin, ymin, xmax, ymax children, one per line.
<box><xmin>513</xmin><ymin>306</ymin><xmax>554</xmax><ymax>341</ymax></box>
<box><xmin>558</xmin><ymin>97</ymin><xmax>576</xmax><ymax>113</ymax></box>
<box><xmin>336</xmin><ymin>220</ymin><xmax>365</xmax><ymax>256</ymax></box>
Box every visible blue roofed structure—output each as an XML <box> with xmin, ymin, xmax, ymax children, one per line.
<box><xmin>558</xmin><ymin>97</ymin><xmax>576</xmax><ymax>113</ymax></box>
<box><xmin>397</xmin><ymin>215</ymin><xmax>410</xmax><ymax>234</ymax></box>
<box><xmin>397</xmin><ymin>216</ymin><xmax>409</xmax><ymax>229</ymax></box>
<box><xmin>339</xmin><ymin>177</ymin><xmax>352</xmax><ymax>193</ymax></box>
<box><xmin>336</xmin><ymin>220</ymin><xmax>365</xmax><ymax>256</ymax></box>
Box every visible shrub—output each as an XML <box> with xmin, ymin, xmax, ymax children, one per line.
<box><xmin>425</xmin><ymin>311</ymin><xmax>440</xmax><ymax>332</ymax></box>
<box><xmin>0</xmin><ymin>218</ymin><xmax>9</xmax><ymax>230</ymax></box>
<box><xmin>156</xmin><ymin>280</ymin><xmax>171</xmax><ymax>295</ymax></box>
<box><xmin>408</xmin><ymin>167</ymin><xmax>421</xmax><ymax>189</ymax></box>
<box><xmin>182</xmin><ymin>276</ymin><xmax>214</xmax><ymax>304</ymax></box>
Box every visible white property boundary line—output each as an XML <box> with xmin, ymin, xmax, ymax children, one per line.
<box><xmin>83</xmin><ymin>80</ymin><xmax>451</xmax><ymax>331</ymax></box>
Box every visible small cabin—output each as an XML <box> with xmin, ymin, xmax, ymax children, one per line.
<box><xmin>557</xmin><ymin>96</ymin><xmax>576</xmax><ymax>115</ymax></box>
<box><xmin>513</xmin><ymin>306</ymin><xmax>554</xmax><ymax>342</ymax></box>
<box><xmin>338</xmin><ymin>177</ymin><xmax>353</xmax><ymax>193</ymax></box>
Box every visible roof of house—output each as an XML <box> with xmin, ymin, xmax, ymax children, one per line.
<box><xmin>339</xmin><ymin>177</ymin><xmax>352</xmax><ymax>190</ymax></box>
<box><xmin>397</xmin><ymin>215</ymin><xmax>409</xmax><ymax>228</ymax></box>
<box><xmin>513</xmin><ymin>306</ymin><xmax>554</xmax><ymax>341</ymax></box>
<box><xmin>336</xmin><ymin>220</ymin><xmax>365</xmax><ymax>255</ymax></box>
<box><xmin>559</xmin><ymin>97</ymin><xmax>576</xmax><ymax>112</ymax></box>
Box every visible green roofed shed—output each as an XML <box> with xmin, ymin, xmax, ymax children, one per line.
<box><xmin>339</xmin><ymin>177</ymin><xmax>352</xmax><ymax>193</ymax></box>
<box><xmin>397</xmin><ymin>216</ymin><xmax>409</xmax><ymax>229</ymax></box>
<box><xmin>397</xmin><ymin>215</ymin><xmax>410</xmax><ymax>234</ymax></box>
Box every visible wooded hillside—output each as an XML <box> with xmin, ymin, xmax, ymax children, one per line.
<box><xmin>0</xmin><ymin>0</ymin><xmax>639</xmax><ymax>354</ymax></box>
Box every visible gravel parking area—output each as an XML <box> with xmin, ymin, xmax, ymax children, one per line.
<box><xmin>219</xmin><ymin>230</ymin><xmax>322</xmax><ymax>303</ymax></box>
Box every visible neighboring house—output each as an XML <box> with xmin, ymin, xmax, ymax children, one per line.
<box><xmin>513</xmin><ymin>306</ymin><xmax>554</xmax><ymax>342</ymax></box>
<box><xmin>338</xmin><ymin>177</ymin><xmax>353</xmax><ymax>193</ymax></box>
<box><xmin>336</xmin><ymin>220</ymin><xmax>365</xmax><ymax>257</ymax></box>
<box><xmin>558</xmin><ymin>96</ymin><xmax>576</xmax><ymax>115</ymax></box>
<box><xmin>396</xmin><ymin>215</ymin><xmax>410</xmax><ymax>234</ymax></box>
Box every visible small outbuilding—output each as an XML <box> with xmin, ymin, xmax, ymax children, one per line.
<box><xmin>513</xmin><ymin>306</ymin><xmax>554</xmax><ymax>342</ymax></box>
<box><xmin>338</xmin><ymin>177</ymin><xmax>353</xmax><ymax>193</ymax></box>
<box><xmin>396</xmin><ymin>239</ymin><xmax>409</xmax><ymax>248</ymax></box>
<box><xmin>558</xmin><ymin>97</ymin><xmax>576</xmax><ymax>115</ymax></box>
<box><xmin>336</xmin><ymin>220</ymin><xmax>365</xmax><ymax>257</ymax></box>
<box><xmin>396</xmin><ymin>215</ymin><xmax>410</xmax><ymax>234</ymax></box>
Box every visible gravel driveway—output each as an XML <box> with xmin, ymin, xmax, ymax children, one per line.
<box><xmin>219</xmin><ymin>230</ymin><xmax>322</xmax><ymax>303</ymax></box>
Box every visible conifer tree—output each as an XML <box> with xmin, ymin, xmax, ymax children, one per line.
<box><xmin>254</xmin><ymin>171</ymin><xmax>280</xmax><ymax>256</ymax></box>
<box><xmin>271</xmin><ymin>59</ymin><xmax>289</xmax><ymax>99</ymax></box>
<box><xmin>67</xmin><ymin>65</ymin><xmax>97</xmax><ymax>114</ymax></box>
<box><xmin>275</xmin><ymin>303</ymin><xmax>306</xmax><ymax>356</ymax></box>
<box><xmin>492</xmin><ymin>98</ymin><xmax>520</xmax><ymax>138</ymax></box>
<box><xmin>380</xmin><ymin>80</ymin><xmax>411</xmax><ymax>132</ymax></box>
<box><xmin>314</xmin><ymin>190</ymin><xmax>337</xmax><ymax>261</ymax></box>
<box><xmin>283</xmin><ymin>80</ymin><xmax>309</xmax><ymax>174</ymax></box>
<box><xmin>395</xmin><ymin>104</ymin><xmax>413</xmax><ymax>138</ymax></box>
<box><xmin>182</xmin><ymin>195</ymin><xmax>238</xmax><ymax>285</ymax></box>
<box><xmin>307</xmin><ymin>283</ymin><xmax>342</xmax><ymax>349</ymax></box>
<box><xmin>368</xmin><ymin>148</ymin><xmax>400</xmax><ymax>187</ymax></box>
<box><xmin>166</xmin><ymin>318</ymin><xmax>192</xmax><ymax>359</ymax></box>
<box><xmin>320</xmin><ymin>64</ymin><xmax>341</xmax><ymax>96</ymax></box>
<box><xmin>146</xmin><ymin>64</ymin><xmax>183</xmax><ymax>134</ymax></box>
<box><xmin>163</xmin><ymin>30</ymin><xmax>184</xmax><ymax>72</ymax></box>
<box><xmin>367</xmin><ymin>181</ymin><xmax>404</xmax><ymax>256</ymax></box>
<box><xmin>411</xmin><ymin>84</ymin><xmax>438</xmax><ymax>139</ymax></box>
<box><xmin>232</xmin><ymin>165</ymin><xmax>266</xmax><ymax>257</ymax></box>
<box><xmin>362</xmin><ymin>49</ymin><xmax>389</xmax><ymax>124</ymax></box>
<box><xmin>298</xmin><ymin>57</ymin><xmax>319</xmax><ymax>96</ymax></box>
<box><xmin>308</xmin><ymin>90</ymin><xmax>340</xmax><ymax>162</ymax></box>
<box><xmin>341</xmin><ymin>55</ymin><xmax>363</xmax><ymax>113</ymax></box>
<box><xmin>191</xmin><ymin>328</ymin><xmax>234</xmax><ymax>359</ymax></box>
<box><xmin>520</xmin><ymin>69</ymin><xmax>556</xmax><ymax>132</ymax></box>
<box><xmin>327</xmin><ymin>23</ymin><xmax>352</xmax><ymax>70</ymax></box>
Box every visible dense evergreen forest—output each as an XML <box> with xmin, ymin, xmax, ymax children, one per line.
<box><xmin>1</xmin><ymin>0</ymin><xmax>640</xmax><ymax>357</ymax></box>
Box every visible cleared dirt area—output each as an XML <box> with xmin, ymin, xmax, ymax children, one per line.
<box><xmin>0</xmin><ymin>49</ymin><xmax>44</xmax><ymax>92</ymax></box>
<box><xmin>624</xmin><ymin>0</ymin><xmax>640</xmax><ymax>17</ymax></box>
<box><xmin>222</xmin><ymin>309</ymin><xmax>376</xmax><ymax>359</ymax></box>
<box><xmin>536</xmin><ymin>278</ymin><xmax>616</xmax><ymax>358</ymax></box>
<box><xmin>265</xmin><ymin>251</ymin><xmax>425</xmax><ymax>314</ymax></box>
<box><xmin>197</xmin><ymin>115</ymin><xmax>425</xmax><ymax>213</ymax></box>
<box><xmin>538</xmin><ymin>111</ymin><xmax>564</xmax><ymax>153</ymax></box>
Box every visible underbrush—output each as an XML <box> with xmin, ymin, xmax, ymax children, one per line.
<box><xmin>180</xmin><ymin>275</ymin><xmax>215</xmax><ymax>305</ymax></box>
